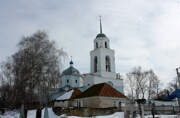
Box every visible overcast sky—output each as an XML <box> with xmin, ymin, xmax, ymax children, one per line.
<box><xmin>1</xmin><ymin>0</ymin><xmax>180</xmax><ymax>85</ymax></box>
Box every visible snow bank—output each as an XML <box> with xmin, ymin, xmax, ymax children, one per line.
<box><xmin>137</xmin><ymin>115</ymin><xmax>178</xmax><ymax>118</ymax></box>
<box><xmin>27</xmin><ymin>110</ymin><xmax>36</xmax><ymax>118</ymax></box>
<box><xmin>65</xmin><ymin>112</ymin><xmax>124</xmax><ymax>118</ymax></box>
<box><xmin>0</xmin><ymin>110</ymin><xmax>124</xmax><ymax>118</ymax></box>
<box><xmin>96</xmin><ymin>112</ymin><xmax>124</xmax><ymax>118</ymax></box>
<box><xmin>0</xmin><ymin>110</ymin><xmax>19</xmax><ymax>118</ymax></box>
<box><xmin>0</xmin><ymin>108</ymin><xmax>60</xmax><ymax>118</ymax></box>
<box><xmin>41</xmin><ymin>108</ymin><xmax>59</xmax><ymax>118</ymax></box>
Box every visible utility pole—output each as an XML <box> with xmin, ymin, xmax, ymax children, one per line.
<box><xmin>176</xmin><ymin>68</ymin><xmax>180</xmax><ymax>89</ymax></box>
<box><xmin>176</xmin><ymin>67</ymin><xmax>180</xmax><ymax>113</ymax></box>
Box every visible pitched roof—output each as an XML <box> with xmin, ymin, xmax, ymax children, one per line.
<box><xmin>74</xmin><ymin>83</ymin><xmax>127</xmax><ymax>99</ymax></box>
<box><xmin>70</xmin><ymin>88</ymin><xmax>82</xmax><ymax>99</ymax></box>
<box><xmin>56</xmin><ymin>88</ymin><xmax>82</xmax><ymax>101</ymax></box>
<box><xmin>62</xmin><ymin>66</ymin><xmax>80</xmax><ymax>76</ymax></box>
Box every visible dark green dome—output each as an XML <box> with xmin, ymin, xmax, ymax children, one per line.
<box><xmin>62</xmin><ymin>66</ymin><xmax>80</xmax><ymax>76</ymax></box>
<box><xmin>96</xmin><ymin>33</ymin><xmax>106</xmax><ymax>38</ymax></box>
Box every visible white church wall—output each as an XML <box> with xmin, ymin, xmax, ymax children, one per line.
<box><xmin>90</xmin><ymin>48</ymin><xmax>116</xmax><ymax>79</ymax></box>
<box><xmin>83</xmin><ymin>74</ymin><xmax>95</xmax><ymax>86</ymax></box>
<box><xmin>94</xmin><ymin>37</ymin><xmax>110</xmax><ymax>49</ymax></box>
<box><xmin>78</xmin><ymin>77</ymin><xmax>84</xmax><ymax>87</ymax></box>
<box><xmin>59</xmin><ymin>75</ymin><xmax>84</xmax><ymax>89</ymax></box>
<box><xmin>93</xmin><ymin>76</ymin><xmax>123</xmax><ymax>87</ymax></box>
<box><xmin>83</xmin><ymin>74</ymin><xmax>124</xmax><ymax>93</ymax></box>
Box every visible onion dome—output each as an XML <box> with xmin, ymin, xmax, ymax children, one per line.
<box><xmin>62</xmin><ymin>61</ymin><xmax>80</xmax><ymax>76</ymax></box>
<box><xmin>70</xmin><ymin>60</ymin><xmax>73</xmax><ymax>65</ymax></box>
<box><xmin>96</xmin><ymin>33</ymin><xmax>106</xmax><ymax>38</ymax></box>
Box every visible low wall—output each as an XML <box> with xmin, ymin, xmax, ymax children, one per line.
<box><xmin>123</xmin><ymin>104</ymin><xmax>180</xmax><ymax>115</ymax></box>
<box><xmin>53</xmin><ymin>107</ymin><xmax>121</xmax><ymax>117</ymax></box>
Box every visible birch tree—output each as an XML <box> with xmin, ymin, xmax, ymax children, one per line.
<box><xmin>126</xmin><ymin>67</ymin><xmax>160</xmax><ymax>100</ymax></box>
<box><xmin>0</xmin><ymin>30</ymin><xmax>67</xmax><ymax>107</ymax></box>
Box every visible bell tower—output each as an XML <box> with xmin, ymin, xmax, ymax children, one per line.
<box><xmin>90</xmin><ymin>17</ymin><xmax>116</xmax><ymax>79</ymax></box>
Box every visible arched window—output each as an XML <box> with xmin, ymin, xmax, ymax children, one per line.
<box><xmin>105</xmin><ymin>56</ymin><xmax>111</xmax><ymax>72</ymax></box>
<box><xmin>94</xmin><ymin>56</ymin><xmax>98</xmax><ymax>72</ymax></box>
<box><xmin>105</xmin><ymin>42</ymin><xmax>107</xmax><ymax>48</ymax></box>
<box><xmin>96</xmin><ymin>42</ymin><xmax>98</xmax><ymax>48</ymax></box>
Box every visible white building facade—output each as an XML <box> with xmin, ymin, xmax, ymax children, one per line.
<box><xmin>58</xmin><ymin>61</ymin><xmax>84</xmax><ymax>91</ymax></box>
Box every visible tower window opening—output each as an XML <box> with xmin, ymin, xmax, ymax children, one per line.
<box><xmin>105</xmin><ymin>42</ymin><xmax>107</xmax><ymax>48</ymax></box>
<box><xmin>105</xmin><ymin>56</ymin><xmax>111</xmax><ymax>72</ymax></box>
<box><xmin>75</xmin><ymin>80</ymin><xmax>78</xmax><ymax>83</ymax></box>
<box><xmin>96</xmin><ymin>42</ymin><xmax>98</xmax><ymax>48</ymax></box>
<box><xmin>67</xmin><ymin>80</ymin><xmax>69</xmax><ymax>83</ymax></box>
<box><xmin>94</xmin><ymin>56</ymin><xmax>98</xmax><ymax>72</ymax></box>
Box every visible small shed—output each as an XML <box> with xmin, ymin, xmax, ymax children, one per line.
<box><xmin>54</xmin><ymin>88</ymin><xmax>81</xmax><ymax>108</ymax></box>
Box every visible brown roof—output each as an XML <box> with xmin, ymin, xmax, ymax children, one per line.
<box><xmin>70</xmin><ymin>88</ymin><xmax>82</xmax><ymax>99</ymax></box>
<box><xmin>74</xmin><ymin>83</ymin><xmax>127</xmax><ymax>99</ymax></box>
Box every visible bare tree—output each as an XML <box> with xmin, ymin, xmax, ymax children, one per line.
<box><xmin>0</xmin><ymin>58</ymin><xmax>14</xmax><ymax>86</ymax></box>
<box><xmin>146</xmin><ymin>70</ymin><xmax>160</xmax><ymax>100</ymax></box>
<box><xmin>125</xmin><ymin>67</ymin><xmax>161</xmax><ymax>118</ymax></box>
<box><xmin>0</xmin><ymin>60</ymin><xmax>15</xmax><ymax>107</ymax></box>
<box><xmin>125</xmin><ymin>67</ymin><xmax>160</xmax><ymax>100</ymax></box>
<box><xmin>168</xmin><ymin>77</ymin><xmax>178</xmax><ymax>93</ymax></box>
<box><xmin>125</xmin><ymin>67</ymin><xmax>148</xmax><ymax>99</ymax></box>
<box><xmin>154</xmin><ymin>79</ymin><xmax>161</xmax><ymax>99</ymax></box>
<box><xmin>0</xmin><ymin>30</ymin><xmax>67</xmax><ymax>107</ymax></box>
<box><xmin>126</xmin><ymin>73</ymin><xmax>136</xmax><ymax>100</ymax></box>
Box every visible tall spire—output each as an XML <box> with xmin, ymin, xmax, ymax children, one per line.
<box><xmin>99</xmin><ymin>16</ymin><xmax>102</xmax><ymax>34</ymax></box>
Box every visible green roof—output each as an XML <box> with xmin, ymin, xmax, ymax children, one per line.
<box><xmin>62</xmin><ymin>66</ymin><xmax>80</xmax><ymax>76</ymax></box>
<box><xmin>96</xmin><ymin>33</ymin><xmax>106</xmax><ymax>38</ymax></box>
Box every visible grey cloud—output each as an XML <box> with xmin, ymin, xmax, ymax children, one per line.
<box><xmin>0</xmin><ymin>0</ymin><xmax>179</xmax><ymax>85</ymax></box>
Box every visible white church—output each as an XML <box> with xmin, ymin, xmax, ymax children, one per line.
<box><xmin>58</xmin><ymin>18</ymin><xmax>124</xmax><ymax>94</ymax></box>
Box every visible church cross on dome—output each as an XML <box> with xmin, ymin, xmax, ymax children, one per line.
<box><xmin>70</xmin><ymin>56</ymin><xmax>73</xmax><ymax>61</ymax></box>
<box><xmin>70</xmin><ymin>56</ymin><xmax>73</xmax><ymax>66</ymax></box>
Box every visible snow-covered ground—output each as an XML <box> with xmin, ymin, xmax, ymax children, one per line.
<box><xmin>139</xmin><ymin>115</ymin><xmax>179</xmax><ymax>118</ymax></box>
<box><xmin>0</xmin><ymin>110</ymin><xmax>124</xmax><ymax>118</ymax></box>
<box><xmin>66</xmin><ymin>112</ymin><xmax>124</xmax><ymax>118</ymax></box>
<box><xmin>0</xmin><ymin>110</ymin><xmax>19</xmax><ymax>118</ymax></box>
<box><xmin>0</xmin><ymin>108</ymin><xmax>179</xmax><ymax>118</ymax></box>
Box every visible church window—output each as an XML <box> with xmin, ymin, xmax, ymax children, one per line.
<box><xmin>67</xmin><ymin>80</ymin><xmax>69</xmax><ymax>83</ymax></box>
<box><xmin>75</xmin><ymin>80</ymin><xmax>78</xmax><ymax>83</ymax></box>
<box><xmin>96</xmin><ymin>42</ymin><xmax>98</xmax><ymax>48</ymax></box>
<box><xmin>94</xmin><ymin>56</ymin><xmax>98</xmax><ymax>72</ymax></box>
<box><xmin>105</xmin><ymin>42</ymin><xmax>107</xmax><ymax>48</ymax></box>
<box><xmin>105</xmin><ymin>56</ymin><xmax>111</xmax><ymax>72</ymax></box>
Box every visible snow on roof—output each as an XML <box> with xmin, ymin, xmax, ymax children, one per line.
<box><xmin>56</xmin><ymin>90</ymin><xmax>74</xmax><ymax>100</ymax></box>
